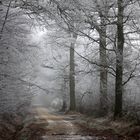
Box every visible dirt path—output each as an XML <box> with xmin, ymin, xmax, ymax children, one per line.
<box><xmin>34</xmin><ymin>107</ymin><xmax>96</xmax><ymax>140</ymax></box>
<box><xmin>16</xmin><ymin>107</ymin><xmax>126</xmax><ymax>140</ymax></box>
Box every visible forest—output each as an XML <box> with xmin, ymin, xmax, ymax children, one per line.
<box><xmin>0</xmin><ymin>0</ymin><xmax>140</xmax><ymax>140</ymax></box>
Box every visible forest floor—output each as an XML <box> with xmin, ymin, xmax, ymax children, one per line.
<box><xmin>14</xmin><ymin>107</ymin><xmax>140</xmax><ymax>140</ymax></box>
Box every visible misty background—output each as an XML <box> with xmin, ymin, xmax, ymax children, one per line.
<box><xmin>0</xmin><ymin>0</ymin><xmax>140</xmax><ymax>122</ymax></box>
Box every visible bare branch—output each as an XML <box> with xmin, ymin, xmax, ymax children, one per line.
<box><xmin>0</xmin><ymin>0</ymin><xmax>12</xmax><ymax>40</ymax></box>
<box><xmin>0</xmin><ymin>73</ymin><xmax>50</xmax><ymax>94</ymax></box>
<box><xmin>123</xmin><ymin>63</ymin><xmax>138</xmax><ymax>86</ymax></box>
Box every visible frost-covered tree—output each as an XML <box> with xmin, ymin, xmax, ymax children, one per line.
<box><xmin>5</xmin><ymin>0</ymin><xmax>140</xmax><ymax>119</ymax></box>
<box><xmin>0</xmin><ymin>1</ymin><xmax>44</xmax><ymax>114</ymax></box>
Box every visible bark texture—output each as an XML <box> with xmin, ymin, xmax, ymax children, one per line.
<box><xmin>69</xmin><ymin>33</ymin><xmax>77</xmax><ymax>111</ymax></box>
<box><xmin>99</xmin><ymin>13</ymin><xmax>108</xmax><ymax>116</ymax></box>
<box><xmin>114</xmin><ymin>0</ymin><xmax>124</xmax><ymax>119</ymax></box>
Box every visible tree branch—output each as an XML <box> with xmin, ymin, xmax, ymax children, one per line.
<box><xmin>0</xmin><ymin>0</ymin><xmax>12</xmax><ymax>40</ymax></box>
<box><xmin>0</xmin><ymin>73</ymin><xmax>50</xmax><ymax>94</ymax></box>
<box><xmin>122</xmin><ymin>63</ymin><xmax>138</xmax><ymax>86</ymax></box>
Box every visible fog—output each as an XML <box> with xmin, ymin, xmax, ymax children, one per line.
<box><xmin>0</xmin><ymin>1</ymin><xmax>140</xmax><ymax>139</ymax></box>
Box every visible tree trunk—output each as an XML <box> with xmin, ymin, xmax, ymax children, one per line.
<box><xmin>114</xmin><ymin>0</ymin><xmax>124</xmax><ymax>119</ymax></box>
<box><xmin>61</xmin><ymin>100</ymin><xmax>67</xmax><ymax>112</ymax></box>
<box><xmin>60</xmin><ymin>78</ymin><xmax>67</xmax><ymax>112</ymax></box>
<box><xmin>69</xmin><ymin>33</ymin><xmax>77</xmax><ymax>111</ymax></box>
<box><xmin>99</xmin><ymin>14</ymin><xmax>108</xmax><ymax>116</ymax></box>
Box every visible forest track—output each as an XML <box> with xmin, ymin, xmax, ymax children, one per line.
<box><xmin>34</xmin><ymin>107</ymin><xmax>95</xmax><ymax>140</ymax></box>
<box><xmin>32</xmin><ymin>107</ymin><xmax>123</xmax><ymax>140</ymax></box>
<box><xmin>15</xmin><ymin>106</ymin><xmax>137</xmax><ymax>140</ymax></box>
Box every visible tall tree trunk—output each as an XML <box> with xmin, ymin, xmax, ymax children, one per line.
<box><xmin>99</xmin><ymin>14</ymin><xmax>108</xmax><ymax>116</ymax></box>
<box><xmin>69</xmin><ymin>33</ymin><xmax>77</xmax><ymax>111</ymax></box>
<box><xmin>114</xmin><ymin>0</ymin><xmax>124</xmax><ymax>119</ymax></box>
<box><xmin>60</xmin><ymin>78</ymin><xmax>67</xmax><ymax>112</ymax></box>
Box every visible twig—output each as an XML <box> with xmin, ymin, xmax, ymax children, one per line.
<box><xmin>0</xmin><ymin>73</ymin><xmax>50</xmax><ymax>94</ymax></box>
<box><xmin>0</xmin><ymin>0</ymin><xmax>12</xmax><ymax>40</ymax></box>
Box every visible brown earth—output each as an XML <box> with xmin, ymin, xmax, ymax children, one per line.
<box><xmin>14</xmin><ymin>107</ymin><xmax>140</xmax><ymax>140</ymax></box>
<box><xmin>0</xmin><ymin>107</ymin><xmax>139</xmax><ymax>140</ymax></box>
